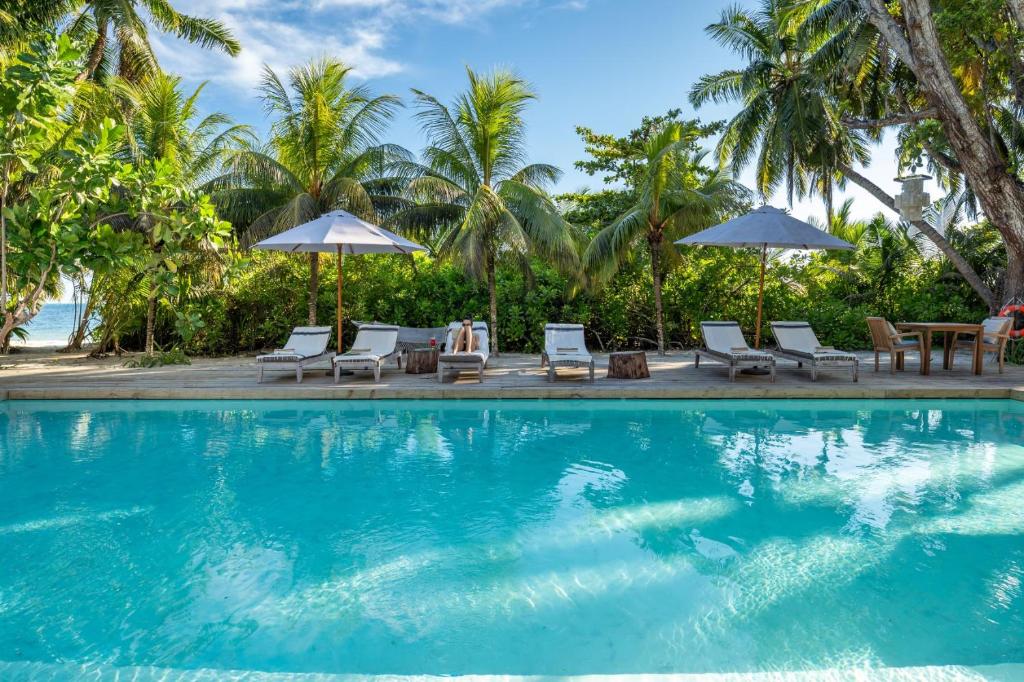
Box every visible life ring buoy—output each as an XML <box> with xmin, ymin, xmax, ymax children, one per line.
<box><xmin>1000</xmin><ymin>303</ymin><xmax>1024</xmax><ymax>338</ymax></box>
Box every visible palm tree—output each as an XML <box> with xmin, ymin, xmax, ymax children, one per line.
<box><xmin>65</xmin><ymin>72</ymin><xmax>246</xmax><ymax>353</ymax></box>
<box><xmin>692</xmin><ymin>0</ymin><xmax>997</xmax><ymax>308</ymax></box>
<box><xmin>121</xmin><ymin>73</ymin><xmax>247</xmax><ymax>184</ymax></box>
<box><xmin>392</xmin><ymin>67</ymin><xmax>578</xmax><ymax>354</ymax></box>
<box><xmin>127</xmin><ymin>73</ymin><xmax>247</xmax><ymax>354</ymax></box>
<box><xmin>688</xmin><ymin>0</ymin><xmax>866</xmax><ymax>216</ymax></box>
<box><xmin>0</xmin><ymin>0</ymin><xmax>240</xmax><ymax>82</ymax></box>
<box><xmin>583</xmin><ymin>122</ymin><xmax>748</xmax><ymax>355</ymax></box>
<box><xmin>211</xmin><ymin>57</ymin><xmax>404</xmax><ymax>325</ymax></box>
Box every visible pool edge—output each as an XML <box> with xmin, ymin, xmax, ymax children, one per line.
<box><xmin>4</xmin><ymin>385</ymin><xmax>1022</xmax><ymax>401</ymax></box>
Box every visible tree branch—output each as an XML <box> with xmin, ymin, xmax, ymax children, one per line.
<box><xmin>855</xmin><ymin>0</ymin><xmax>917</xmax><ymax>74</ymax></box>
<box><xmin>920</xmin><ymin>140</ymin><xmax>962</xmax><ymax>174</ymax></box>
<box><xmin>841</xmin><ymin>108</ymin><xmax>937</xmax><ymax>129</ymax></box>
<box><xmin>838</xmin><ymin>162</ymin><xmax>996</xmax><ymax>309</ymax></box>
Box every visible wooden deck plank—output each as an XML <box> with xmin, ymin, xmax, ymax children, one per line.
<box><xmin>2</xmin><ymin>348</ymin><xmax>1023</xmax><ymax>400</ymax></box>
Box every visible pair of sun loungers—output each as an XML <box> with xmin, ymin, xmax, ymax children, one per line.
<box><xmin>256</xmin><ymin>324</ymin><xmax>402</xmax><ymax>384</ymax></box>
<box><xmin>696</xmin><ymin>321</ymin><xmax>859</xmax><ymax>383</ymax></box>
<box><xmin>436</xmin><ymin>322</ymin><xmax>597</xmax><ymax>383</ymax></box>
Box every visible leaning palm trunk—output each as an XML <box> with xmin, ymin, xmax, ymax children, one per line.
<box><xmin>839</xmin><ymin>163</ymin><xmax>996</xmax><ymax>310</ymax></box>
<box><xmin>76</xmin><ymin>23</ymin><xmax>106</xmax><ymax>82</ymax></box>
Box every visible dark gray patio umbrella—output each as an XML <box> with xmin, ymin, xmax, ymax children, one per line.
<box><xmin>676</xmin><ymin>206</ymin><xmax>854</xmax><ymax>349</ymax></box>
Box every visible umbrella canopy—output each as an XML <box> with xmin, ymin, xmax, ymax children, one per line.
<box><xmin>676</xmin><ymin>206</ymin><xmax>854</xmax><ymax>350</ymax></box>
<box><xmin>253</xmin><ymin>210</ymin><xmax>426</xmax><ymax>255</ymax></box>
<box><xmin>676</xmin><ymin>206</ymin><xmax>854</xmax><ymax>250</ymax></box>
<box><xmin>253</xmin><ymin>210</ymin><xmax>427</xmax><ymax>354</ymax></box>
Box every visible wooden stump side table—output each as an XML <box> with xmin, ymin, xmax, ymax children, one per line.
<box><xmin>607</xmin><ymin>351</ymin><xmax>650</xmax><ymax>379</ymax></box>
<box><xmin>405</xmin><ymin>347</ymin><xmax>440</xmax><ymax>374</ymax></box>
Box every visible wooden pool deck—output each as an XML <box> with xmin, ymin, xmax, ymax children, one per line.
<box><xmin>2</xmin><ymin>347</ymin><xmax>1023</xmax><ymax>401</ymax></box>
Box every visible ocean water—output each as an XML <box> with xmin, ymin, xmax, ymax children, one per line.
<box><xmin>12</xmin><ymin>303</ymin><xmax>90</xmax><ymax>347</ymax></box>
<box><xmin>1</xmin><ymin>399</ymin><xmax>1022</xmax><ymax>679</ymax></box>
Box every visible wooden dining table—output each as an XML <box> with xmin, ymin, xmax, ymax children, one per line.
<box><xmin>895</xmin><ymin>322</ymin><xmax>985</xmax><ymax>375</ymax></box>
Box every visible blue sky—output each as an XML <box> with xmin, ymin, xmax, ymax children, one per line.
<box><xmin>155</xmin><ymin>0</ymin><xmax>914</xmax><ymax>223</ymax></box>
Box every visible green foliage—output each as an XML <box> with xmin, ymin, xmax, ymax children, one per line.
<box><xmin>124</xmin><ymin>346</ymin><xmax>191</xmax><ymax>368</ymax></box>
<box><xmin>574</xmin><ymin>110</ymin><xmax>723</xmax><ymax>187</ymax></box>
<box><xmin>0</xmin><ymin>37</ymin><xmax>146</xmax><ymax>343</ymax></box>
<box><xmin>146</xmin><ymin>228</ymin><xmax>994</xmax><ymax>358</ymax></box>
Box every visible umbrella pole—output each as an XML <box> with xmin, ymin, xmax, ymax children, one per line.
<box><xmin>754</xmin><ymin>243</ymin><xmax>767</xmax><ymax>349</ymax></box>
<box><xmin>335</xmin><ymin>246</ymin><xmax>354</xmax><ymax>375</ymax></box>
<box><xmin>336</xmin><ymin>245</ymin><xmax>343</xmax><ymax>354</ymax></box>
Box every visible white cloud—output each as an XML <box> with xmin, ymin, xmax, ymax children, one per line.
<box><xmin>153</xmin><ymin>0</ymin><xmax>583</xmax><ymax>91</ymax></box>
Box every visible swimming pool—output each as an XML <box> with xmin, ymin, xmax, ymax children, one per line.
<box><xmin>1</xmin><ymin>399</ymin><xmax>1022</xmax><ymax>679</ymax></box>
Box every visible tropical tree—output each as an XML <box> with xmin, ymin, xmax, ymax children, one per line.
<box><xmin>690</xmin><ymin>0</ymin><xmax>999</xmax><ymax>310</ymax></box>
<box><xmin>211</xmin><ymin>57</ymin><xmax>404</xmax><ymax>325</ymax></box>
<box><xmin>582</xmin><ymin>121</ymin><xmax>748</xmax><ymax>354</ymax></box>
<box><xmin>391</xmin><ymin>67</ymin><xmax>578</xmax><ymax>354</ymax></box>
<box><xmin>124</xmin><ymin>73</ymin><xmax>245</xmax><ymax>354</ymax></box>
<box><xmin>0</xmin><ymin>1</ymin><xmax>239</xmax><ymax>82</ymax></box>
<box><xmin>0</xmin><ymin>37</ymin><xmax>231</xmax><ymax>352</ymax></box>
<box><xmin>832</xmin><ymin>0</ymin><xmax>1024</xmax><ymax>304</ymax></box>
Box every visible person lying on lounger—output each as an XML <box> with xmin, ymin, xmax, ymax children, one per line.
<box><xmin>452</xmin><ymin>319</ymin><xmax>480</xmax><ymax>353</ymax></box>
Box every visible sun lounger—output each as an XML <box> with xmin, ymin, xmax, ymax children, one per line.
<box><xmin>256</xmin><ymin>326</ymin><xmax>335</xmax><ymax>383</ymax></box>
<box><xmin>695</xmin><ymin>321</ymin><xmax>776</xmax><ymax>382</ymax></box>
<box><xmin>437</xmin><ymin>321</ymin><xmax>489</xmax><ymax>383</ymax></box>
<box><xmin>770</xmin><ymin>321</ymin><xmax>858</xmax><ymax>382</ymax></box>
<box><xmin>541</xmin><ymin>323</ymin><xmax>594</xmax><ymax>382</ymax></box>
<box><xmin>332</xmin><ymin>324</ymin><xmax>402</xmax><ymax>383</ymax></box>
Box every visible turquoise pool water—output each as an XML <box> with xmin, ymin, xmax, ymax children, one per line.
<box><xmin>1</xmin><ymin>399</ymin><xmax>1022</xmax><ymax>678</ymax></box>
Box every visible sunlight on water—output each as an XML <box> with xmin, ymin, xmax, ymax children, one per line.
<box><xmin>1</xmin><ymin>399</ymin><xmax>1022</xmax><ymax>677</ymax></box>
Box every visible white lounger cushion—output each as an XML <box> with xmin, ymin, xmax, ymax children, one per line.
<box><xmin>256</xmin><ymin>326</ymin><xmax>335</xmax><ymax>383</ymax></box>
<box><xmin>700</xmin><ymin>321</ymin><xmax>774</xmax><ymax>362</ymax></box>
<box><xmin>771</xmin><ymin>322</ymin><xmax>857</xmax><ymax>361</ymax></box>
<box><xmin>332</xmin><ymin>325</ymin><xmax>401</xmax><ymax>383</ymax></box>
<box><xmin>333</xmin><ymin>325</ymin><xmax>399</xmax><ymax>363</ymax></box>
<box><xmin>439</xmin><ymin>321</ymin><xmax>490</xmax><ymax>362</ymax></box>
<box><xmin>257</xmin><ymin>326</ymin><xmax>333</xmax><ymax>362</ymax></box>
<box><xmin>769</xmin><ymin>321</ymin><xmax>858</xmax><ymax>382</ymax></box>
<box><xmin>438</xmin><ymin>321</ymin><xmax>490</xmax><ymax>383</ymax></box>
<box><xmin>543</xmin><ymin>323</ymin><xmax>594</xmax><ymax>382</ymax></box>
<box><xmin>544</xmin><ymin>323</ymin><xmax>593</xmax><ymax>363</ymax></box>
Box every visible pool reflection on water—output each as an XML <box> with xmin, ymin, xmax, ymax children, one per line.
<box><xmin>1</xmin><ymin>399</ymin><xmax>1022</xmax><ymax>676</ymax></box>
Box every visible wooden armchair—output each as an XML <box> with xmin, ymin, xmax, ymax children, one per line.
<box><xmin>866</xmin><ymin>317</ymin><xmax>924</xmax><ymax>373</ymax></box>
<box><xmin>952</xmin><ymin>317</ymin><xmax>1012</xmax><ymax>373</ymax></box>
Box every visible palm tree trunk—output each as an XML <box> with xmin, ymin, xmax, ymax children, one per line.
<box><xmin>77</xmin><ymin>22</ymin><xmax>107</xmax><ymax>82</ymax></box>
<box><xmin>64</xmin><ymin>285</ymin><xmax>97</xmax><ymax>352</ymax></box>
<box><xmin>838</xmin><ymin>163</ymin><xmax>997</xmax><ymax>310</ymax></box>
<box><xmin>145</xmin><ymin>291</ymin><xmax>156</xmax><ymax>355</ymax></box>
<box><xmin>487</xmin><ymin>251</ymin><xmax>499</xmax><ymax>356</ymax></box>
<box><xmin>308</xmin><ymin>252</ymin><xmax>319</xmax><ymax>325</ymax></box>
<box><xmin>649</xmin><ymin>236</ymin><xmax>666</xmax><ymax>355</ymax></box>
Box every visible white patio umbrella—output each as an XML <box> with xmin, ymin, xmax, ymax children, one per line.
<box><xmin>676</xmin><ymin>206</ymin><xmax>854</xmax><ymax>349</ymax></box>
<box><xmin>253</xmin><ymin>210</ymin><xmax>426</xmax><ymax>354</ymax></box>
